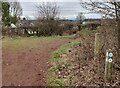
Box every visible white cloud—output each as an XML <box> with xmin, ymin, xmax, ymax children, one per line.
<box><xmin>8</xmin><ymin>0</ymin><xmax>119</xmax><ymax>2</ymax></box>
<box><xmin>18</xmin><ymin>1</ymin><xmax>102</xmax><ymax>19</ymax></box>
<box><xmin>8</xmin><ymin>0</ymin><xmax>80</xmax><ymax>2</ymax></box>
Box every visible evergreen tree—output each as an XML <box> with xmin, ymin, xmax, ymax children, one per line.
<box><xmin>2</xmin><ymin>2</ymin><xmax>11</xmax><ymax>26</ymax></box>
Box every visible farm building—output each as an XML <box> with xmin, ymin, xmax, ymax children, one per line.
<box><xmin>16</xmin><ymin>18</ymin><xmax>39</xmax><ymax>35</ymax></box>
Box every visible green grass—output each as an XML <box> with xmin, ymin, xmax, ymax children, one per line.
<box><xmin>51</xmin><ymin>41</ymin><xmax>79</xmax><ymax>62</ymax></box>
<box><xmin>2</xmin><ymin>36</ymin><xmax>78</xmax><ymax>86</ymax></box>
<box><xmin>2</xmin><ymin>35</ymin><xmax>74</xmax><ymax>51</ymax></box>
<box><xmin>2</xmin><ymin>36</ymin><xmax>61</xmax><ymax>49</ymax></box>
<box><xmin>2</xmin><ymin>36</ymin><xmax>54</xmax><ymax>53</ymax></box>
<box><xmin>48</xmin><ymin>40</ymin><xmax>79</xmax><ymax>86</ymax></box>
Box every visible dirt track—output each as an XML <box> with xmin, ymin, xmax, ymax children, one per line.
<box><xmin>2</xmin><ymin>37</ymin><xmax>70</xmax><ymax>86</ymax></box>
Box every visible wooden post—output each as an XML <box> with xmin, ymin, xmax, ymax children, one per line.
<box><xmin>94</xmin><ymin>33</ymin><xmax>103</xmax><ymax>61</ymax></box>
<box><xmin>94</xmin><ymin>33</ymin><xmax>104</xmax><ymax>78</ymax></box>
<box><xmin>105</xmin><ymin>49</ymin><xmax>113</xmax><ymax>82</ymax></box>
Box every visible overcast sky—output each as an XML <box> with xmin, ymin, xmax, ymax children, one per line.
<box><xmin>16</xmin><ymin>0</ymin><xmax>103</xmax><ymax>19</ymax></box>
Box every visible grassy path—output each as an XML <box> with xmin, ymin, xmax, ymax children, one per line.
<box><xmin>2</xmin><ymin>36</ymin><xmax>71</xmax><ymax>86</ymax></box>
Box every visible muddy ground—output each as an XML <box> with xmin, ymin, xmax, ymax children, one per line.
<box><xmin>2</xmin><ymin>37</ymin><xmax>71</xmax><ymax>86</ymax></box>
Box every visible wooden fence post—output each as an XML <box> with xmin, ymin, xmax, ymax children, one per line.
<box><xmin>105</xmin><ymin>49</ymin><xmax>113</xmax><ymax>82</ymax></box>
<box><xmin>94</xmin><ymin>33</ymin><xmax>104</xmax><ymax>78</ymax></box>
<box><xmin>94</xmin><ymin>33</ymin><xmax>103</xmax><ymax>62</ymax></box>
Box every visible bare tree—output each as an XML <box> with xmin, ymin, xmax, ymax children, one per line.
<box><xmin>76</xmin><ymin>12</ymin><xmax>85</xmax><ymax>21</ymax></box>
<box><xmin>80</xmin><ymin>0</ymin><xmax>120</xmax><ymax>18</ymax></box>
<box><xmin>76</xmin><ymin>12</ymin><xmax>85</xmax><ymax>30</ymax></box>
<box><xmin>36</xmin><ymin>2</ymin><xmax>59</xmax><ymax>20</ymax></box>
<box><xmin>9</xmin><ymin>0</ymin><xmax>22</xmax><ymax>17</ymax></box>
<box><xmin>80</xmin><ymin>0</ymin><xmax>120</xmax><ymax>63</ymax></box>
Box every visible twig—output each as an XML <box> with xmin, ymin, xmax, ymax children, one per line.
<box><xmin>114</xmin><ymin>63</ymin><xmax>120</xmax><ymax>70</ymax></box>
<box><xmin>112</xmin><ymin>81</ymin><xmax>120</xmax><ymax>87</ymax></box>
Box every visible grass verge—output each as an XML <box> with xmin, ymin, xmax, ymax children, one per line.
<box><xmin>2</xmin><ymin>36</ymin><xmax>71</xmax><ymax>49</ymax></box>
<box><xmin>48</xmin><ymin>40</ymin><xmax>79</xmax><ymax>86</ymax></box>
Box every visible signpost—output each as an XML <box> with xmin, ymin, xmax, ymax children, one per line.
<box><xmin>105</xmin><ymin>49</ymin><xmax>113</xmax><ymax>82</ymax></box>
<box><xmin>94</xmin><ymin>33</ymin><xmax>104</xmax><ymax>78</ymax></box>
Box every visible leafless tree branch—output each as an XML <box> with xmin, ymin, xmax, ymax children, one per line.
<box><xmin>9</xmin><ymin>0</ymin><xmax>22</xmax><ymax>17</ymax></box>
<box><xmin>36</xmin><ymin>2</ymin><xmax>59</xmax><ymax>20</ymax></box>
<box><xmin>80</xmin><ymin>0</ymin><xmax>120</xmax><ymax>18</ymax></box>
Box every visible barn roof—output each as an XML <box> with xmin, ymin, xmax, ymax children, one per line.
<box><xmin>17</xmin><ymin>20</ymin><xmax>36</xmax><ymax>28</ymax></box>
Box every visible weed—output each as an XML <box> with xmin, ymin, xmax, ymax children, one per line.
<box><xmin>48</xmin><ymin>40</ymin><xmax>79</xmax><ymax>86</ymax></box>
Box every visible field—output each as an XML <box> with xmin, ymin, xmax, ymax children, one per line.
<box><xmin>2</xmin><ymin>36</ymin><xmax>73</xmax><ymax>86</ymax></box>
<box><xmin>2</xmin><ymin>28</ymin><xmax>120</xmax><ymax>87</ymax></box>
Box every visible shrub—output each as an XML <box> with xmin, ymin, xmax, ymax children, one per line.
<box><xmin>36</xmin><ymin>20</ymin><xmax>64</xmax><ymax>36</ymax></box>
